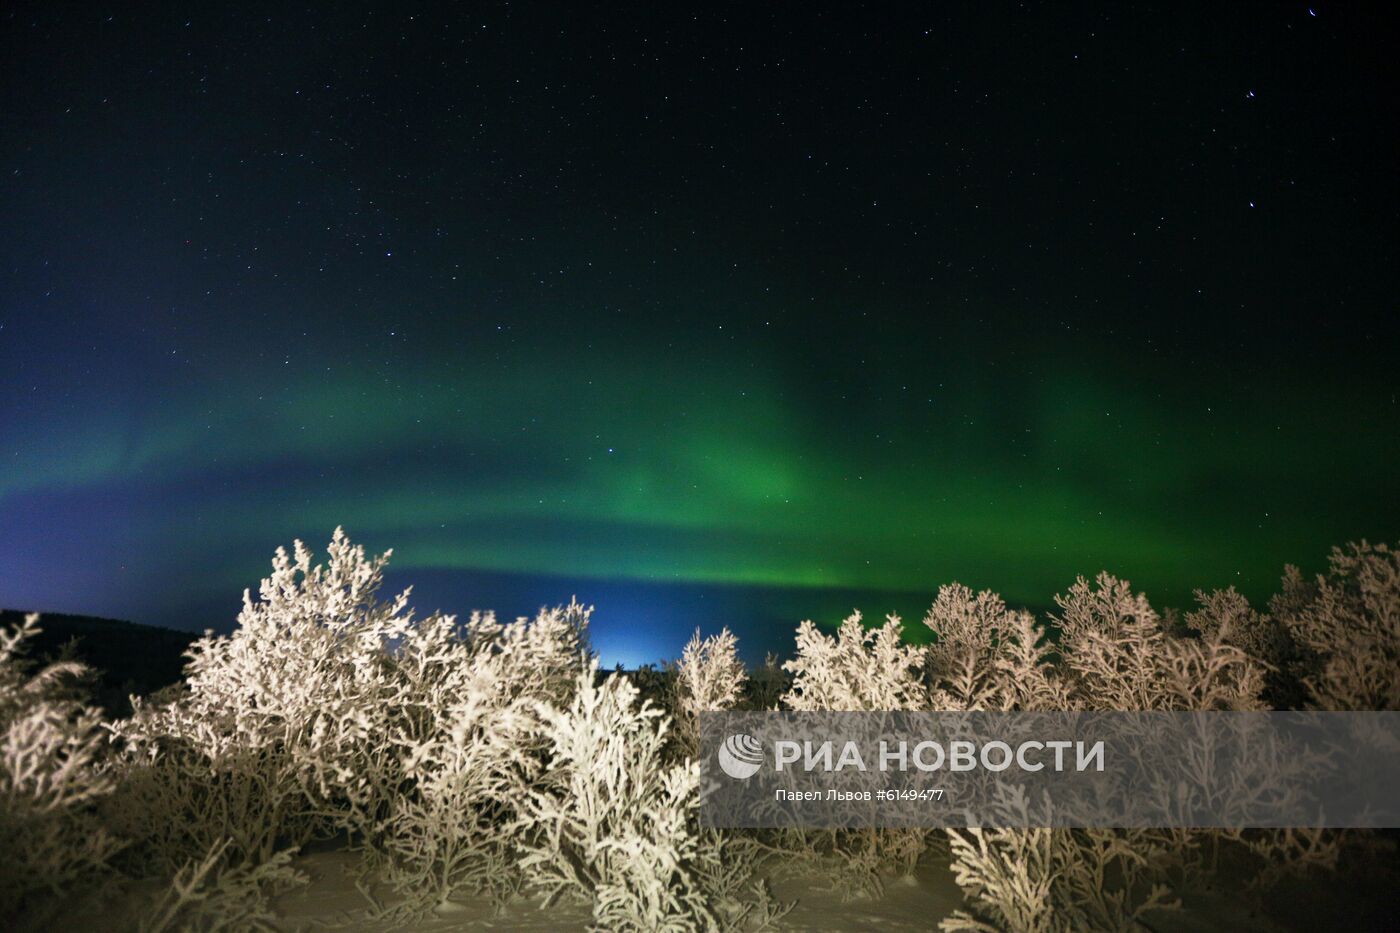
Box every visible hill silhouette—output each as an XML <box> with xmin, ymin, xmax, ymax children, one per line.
<box><xmin>0</xmin><ymin>609</ymin><xmax>197</xmax><ymax>716</ymax></box>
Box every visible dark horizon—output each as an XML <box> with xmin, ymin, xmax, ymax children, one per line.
<box><xmin>3</xmin><ymin>2</ymin><xmax>1397</xmax><ymax>665</ymax></box>
<box><xmin>0</xmin><ymin>531</ymin><xmax>1361</xmax><ymax>668</ymax></box>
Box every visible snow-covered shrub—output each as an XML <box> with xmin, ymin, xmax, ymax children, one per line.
<box><xmin>924</xmin><ymin>585</ymin><xmax>1070</xmax><ymax>712</ymax></box>
<box><xmin>924</xmin><ymin>576</ymin><xmax>1281</xmax><ymax>931</ymax></box>
<box><xmin>0</xmin><ymin>615</ymin><xmax>121</xmax><ymax>920</ymax></box>
<box><xmin>117</xmin><ymin>750</ymin><xmax>304</xmax><ymax>894</ymax></box>
<box><xmin>776</xmin><ymin>612</ymin><xmax>932</xmax><ymax>895</ymax></box>
<box><xmin>1228</xmin><ymin>542</ymin><xmax>1400</xmax><ymax>891</ymax></box>
<box><xmin>1186</xmin><ymin>587</ymin><xmax>1282</xmax><ymax>667</ymax></box>
<box><xmin>1186</xmin><ymin>586</ymin><xmax>1301</xmax><ymax>706</ymax></box>
<box><xmin>1054</xmin><ymin>573</ymin><xmax>1266</xmax><ymax>711</ymax></box>
<box><xmin>138</xmin><ymin>838</ymin><xmax>307</xmax><ymax>933</ymax></box>
<box><xmin>1271</xmin><ymin>541</ymin><xmax>1400</xmax><ymax>711</ymax></box>
<box><xmin>370</xmin><ymin>602</ymin><xmax>590</xmax><ymax>909</ymax></box>
<box><xmin>923</xmin><ymin>574</ymin><xmax>1266</xmax><ymax>715</ymax></box>
<box><xmin>14</xmin><ymin>526</ymin><xmax>1390</xmax><ymax>930</ymax></box>
<box><xmin>672</xmin><ymin>628</ymin><xmax>746</xmax><ymax>757</ymax></box>
<box><xmin>924</xmin><ymin>584</ymin><xmax>1014</xmax><ymax>672</ymax></box>
<box><xmin>923</xmin><ymin>587</ymin><xmax>1173</xmax><ymax>930</ymax></box>
<box><xmin>109</xmin><ymin>528</ymin><xmax>594</xmax><ymax>915</ymax></box>
<box><xmin>782</xmin><ymin>612</ymin><xmax>926</xmax><ymax>711</ymax></box>
<box><xmin>942</xmin><ymin>788</ymin><xmax>1178</xmax><ymax>933</ymax></box>
<box><xmin>515</xmin><ymin>662</ymin><xmax>721</xmax><ymax>931</ymax></box>
<box><xmin>371</xmin><ymin>692</ymin><xmax>533</xmax><ymax>909</ymax></box>
<box><xmin>107</xmin><ymin>528</ymin><xmax>420</xmax><ymax>872</ymax></box>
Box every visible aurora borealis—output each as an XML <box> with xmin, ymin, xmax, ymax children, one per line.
<box><xmin>2</xmin><ymin>4</ymin><xmax>1397</xmax><ymax>663</ymax></box>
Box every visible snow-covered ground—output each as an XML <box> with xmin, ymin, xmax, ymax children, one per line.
<box><xmin>51</xmin><ymin>841</ymin><xmax>1395</xmax><ymax>932</ymax></box>
<box><xmin>259</xmin><ymin>847</ymin><xmax>1382</xmax><ymax>932</ymax></box>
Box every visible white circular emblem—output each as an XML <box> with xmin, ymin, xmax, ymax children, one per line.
<box><xmin>718</xmin><ymin>733</ymin><xmax>764</xmax><ymax>779</ymax></box>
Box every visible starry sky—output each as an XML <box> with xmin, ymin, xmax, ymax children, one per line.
<box><xmin>2</xmin><ymin>3</ymin><xmax>1396</xmax><ymax>664</ymax></box>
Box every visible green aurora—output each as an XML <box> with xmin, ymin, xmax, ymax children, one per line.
<box><xmin>5</xmin><ymin>333</ymin><xmax>1395</xmax><ymax>646</ymax></box>
<box><xmin>3</xmin><ymin>2</ymin><xmax>1396</xmax><ymax>662</ymax></box>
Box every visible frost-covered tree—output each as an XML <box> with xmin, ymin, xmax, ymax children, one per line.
<box><xmin>1186</xmin><ymin>587</ymin><xmax>1282</xmax><ymax>666</ymax></box>
<box><xmin>942</xmin><ymin>787</ymin><xmax>1179</xmax><ymax>933</ymax></box>
<box><xmin>924</xmin><ymin>584</ymin><xmax>1069</xmax><ymax>711</ymax></box>
<box><xmin>1055</xmin><ymin>573</ymin><xmax>1266</xmax><ymax>711</ymax></box>
<box><xmin>99</xmin><ymin>528</ymin><xmax>792</xmax><ymax>928</ymax></box>
<box><xmin>782</xmin><ymin>611</ymin><xmax>926</xmax><ymax>711</ymax></box>
<box><xmin>109</xmin><ymin>529</ymin><xmax>594</xmax><ymax>916</ymax></box>
<box><xmin>776</xmin><ymin>612</ymin><xmax>932</xmax><ymax>895</ymax></box>
<box><xmin>14</xmin><ymin>530</ymin><xmax>1395</xmax><ymax>931</ymax></box>
<box><xmin>108</xmin><ymin>528</ymin><xmax>424</xmax><ymax>871</ymax></box>
<box><xmin>0</xmin><ymin>615</ymin><xmax>120</xmax><ymax>919</ymax></box>
<box><xmin>671</xmin><ymin>627</ymin><xmax>746</xmax><ymax>758</ymax></box>
<box><xmin>515</xmin><ymin>662</ymin><xmax>720</xmax><ymax>932</ymax></box>
<box><xmin>371</xmin><ymin>602</ymin><xmax>591</xmax><ymax>909</ymax></box>
<box><xmin>1271</xmin><ymin>541</ymin><xmax>1400</xmax><ymax>711</ymax></box>
<box><xmin>933</xmin><ymin>572</ymin><xmax>1330</xmax><ymax>933</ymax></box>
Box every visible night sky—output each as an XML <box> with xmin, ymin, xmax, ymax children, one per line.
<box><xmin>2</xmin><ymin>3</ymin><xmax>1396</xmax><ymax>664</ymax></box>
